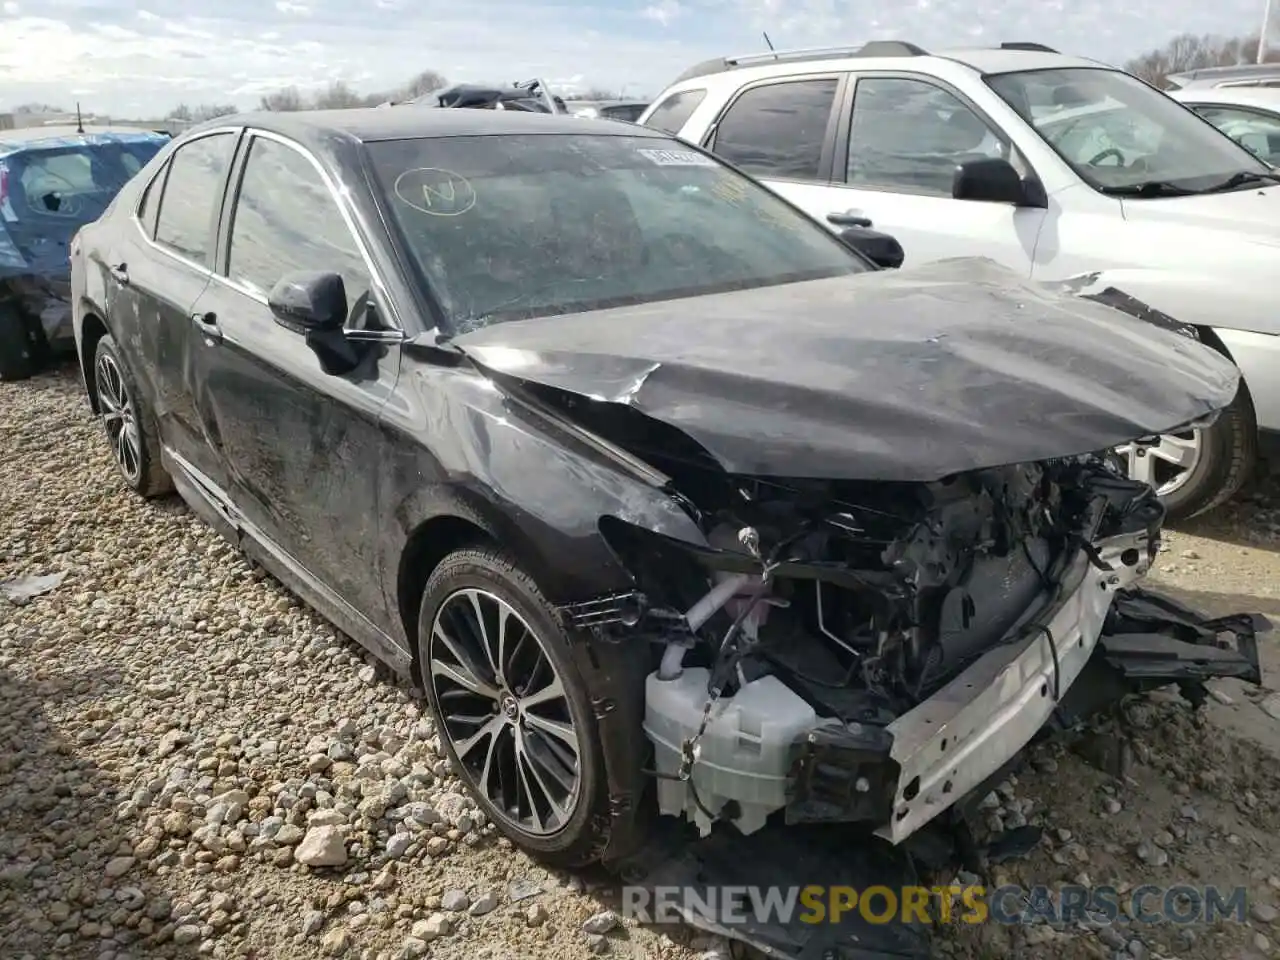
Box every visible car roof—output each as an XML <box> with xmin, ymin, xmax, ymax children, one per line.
<box><xmin>0</xmin><ymin>126</ymin><xmax>167</xmax><ymax>154</ymax></box>
<box><xmin>665</xmin><ymin>42</ymin><xmax>1105</xmax><ymax>90</ymax></box>
<box><xmin>195</xmin><ymin>107</ymin><xmax>670</xmax><ymax>147</ymax></box>
<box><xmin>1170</xmin><ymin>87</ymin><xmax>1280</xmax><ymax>111</ymax></box>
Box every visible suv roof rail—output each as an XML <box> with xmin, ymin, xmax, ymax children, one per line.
<box><xmin>999</xmin><ymin>41</ymin><xmax>1058</xmax><ymax>52</ymax></box>
<box><xmin>672</xmin><ymin>40</ymin><xmax>928</xmax><ymax>83</ymax></box>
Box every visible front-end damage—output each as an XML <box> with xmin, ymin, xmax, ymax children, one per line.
<box><xmin>450</xmin><ymin>260</ymin><xmax>1266</xmax><ymax>957</ymax></box>
<box><xmin>560</xmin><ymin>454</ymin><xmax>1264</xmax><ymax>853</ymax></box>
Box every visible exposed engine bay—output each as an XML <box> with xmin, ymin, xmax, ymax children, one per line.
<box><xmin>565</xmin><ymin>450</ymin><xmax>1261</xmax><ymax>846</ymax></box>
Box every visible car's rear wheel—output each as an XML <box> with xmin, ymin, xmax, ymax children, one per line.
<box><xmin>417</xmin><ymin>547</ymin><xmax>611</xmax><ymax>866</ymax></box>
<box><xmin>0</xmin><ymin>299</ymin><xmax>45</xmax><ymax>382</ymax></box>
<box><xmin>1115</xmin><ymin>386</ymin><xmax>1255</xmax><ymax>521</ymax></box>
<box><xmin>93</xmin><ymin>334</ymin><xmax>172</xmax><ymax>497</ymax></box>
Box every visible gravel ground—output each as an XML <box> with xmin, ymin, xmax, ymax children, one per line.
<box><xmin>3</xmin><ymin>362</ymin><xmax>1280</xmax><ymax>960</ymax></box>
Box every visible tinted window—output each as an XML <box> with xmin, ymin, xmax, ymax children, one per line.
<box><xmin>988</xmin><ymin>68</ymin><xmax>1268</xmax><ymax>194</ymax></box>
<box><xmin>227</xmin><ymin>136</ymin><xmax>369</xmax><ymax>315</ymax></box>
<box><xmin>1191</xmin><ymin>105</ymin><xmax>1280</xmax><ymax>164</ymax></box>
<box><xmin>712</xmin><ymin>79</ymin><xmax>838</xmax><ymax>180</ymax></box>
<box><xmin>847</xmin><ymin>77</ymin><xmax>1012</xmax><ymax>195</ymax></box>
<box><xmin>642</xmin><ymin>89</ymin><xmax>706</xmax><ymax>134</ymax></box>
<box><xmin>367</xmin><ymin>133</ymin><xmax>865</xmax><ymax>334</ymax></box>
<box><xmin>154</xmin><ymin>133</ymin><xmax>236</xmax><ymax>266</ymax></box>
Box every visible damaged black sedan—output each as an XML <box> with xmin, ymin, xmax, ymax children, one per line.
<box><xmin>70</xmin><ymin>109</ymin><xmax>1264</xmax><ymax>879</ymax></box>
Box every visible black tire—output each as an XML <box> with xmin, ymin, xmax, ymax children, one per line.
<box><xmin>417</xmin><ymin>547</ymin><xmax>611</xmax><ymax>867</ymax></box>
<box><xmin>92</xmin><ymin>333</ymin><xmax>172</xmax><ymax>497</ymax></box>
<box><xmin>1160</xmin><ymin>386</ymin><xmax>1256</xmax><ymax>522</ymax></box>
<box><xmin>0</xmin><ymin>300</ymin><xmax>45</xmax><ymax>381</ymax></box>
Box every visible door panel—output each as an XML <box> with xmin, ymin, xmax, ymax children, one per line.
<box><xmin>192</xmin><ymin>132</ymin><xmax>400</xmax><ymax>627</ymax></box>
<box><xmin>193</xmin><ymin>282</ymin><xmax>400</xmax><ymax>624</ymax></box>
<box><xmin>136</xmin><ymin>131</ymin><xmax>239</xmax><ymax>489</ymax></box>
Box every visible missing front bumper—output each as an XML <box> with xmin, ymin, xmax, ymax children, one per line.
<box><xmin>792</xmin><ymin>538</ymin><xmax>1264</xmax><ymax>846</ymax></box>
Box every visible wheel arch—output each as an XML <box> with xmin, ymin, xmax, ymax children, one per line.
<box><xmin>79</xmin><ymin>309</ymin><xmax>112</xmax><ymax>415</ymax></box>
<box><xmin>1199</xmin><ymin>324</ymin><xmax>1259</xmax><ymax>418</ymax></box>
<box><xmin>395</xmin><ymin>511</ymin><xmax>497</xmax><ymax>684</ymax></box>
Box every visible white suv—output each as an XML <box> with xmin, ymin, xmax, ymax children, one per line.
<box><xmin>640</xmin><ymin>41</ymin><xmax>1280</xmax><ymax>519</ymax></box>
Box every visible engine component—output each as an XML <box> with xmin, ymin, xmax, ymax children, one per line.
<box><xmin>645</xmin><ymin>667</ymin><xmax>817</xmax><ymax>836</ymax></box>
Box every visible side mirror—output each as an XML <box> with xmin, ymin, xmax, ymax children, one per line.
<box><xmin>268</xmin><ymin>271</ymin><xmax>348</xmax><ymax>333</ymax></box>
<box><xmin>840</xmin><ymin>226</ymin><xmax>905</xmax><ymax>270</ymax></box>
<box><xmin>952</xmin><ymin>157</ymin><xmax>1030</xmax><ymax>205</ymax></box>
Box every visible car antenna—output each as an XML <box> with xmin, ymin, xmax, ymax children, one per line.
<box><xmin>75</xmin><ymin>102</ymin><xmax>84</xmax><ymax>134</ymax></box>
<box><xmin>762</xmin><ymin>31</ymin><xmax>775</xmax><ymax>51</ymax></box>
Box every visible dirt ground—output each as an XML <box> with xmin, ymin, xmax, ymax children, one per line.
<box><xmin>2</xmin><ymin>363</ymin><xmax>1279</xmax><ymax>960</ymax></box>
<box><xmin>943</xmin><ymin>483</ymin><xmax>1280</xmax><ymax>960</ymax></box>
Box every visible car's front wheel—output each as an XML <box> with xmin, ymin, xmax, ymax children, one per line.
<box><xmin>417</xmin><ymin>546</ymin><xmax>613</xmax><ymax>867</ymax></box>
<box><xmin>92</xmin><ymin>333</ymin><xmax>172</xmax><ymax>497</ymax></box>
<box><xmin>1116</xmin><ymin>386</ymin><xmax>1256</xmax><ymax>521</ymax></box>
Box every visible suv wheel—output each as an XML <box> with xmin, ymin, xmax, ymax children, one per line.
<box><xmin>417</xmin><ymin>547</ymin><xmax>612</xmax><ymax>867</ymax></box>
<box><xmin>1116</xmin><ymin>387</ymin><xmax>1255</xmax><ymax>521</ymax></box>
<box><xmin>93</xmin><ymin>334</ymin><xmax>172</xmax><ymax>497</ymax></box>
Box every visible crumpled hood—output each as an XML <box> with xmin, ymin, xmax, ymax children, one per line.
<box><xmin>452</xmin><ymin>257</ymin><xmax>1240</xmax><ymax>481</ymax></box>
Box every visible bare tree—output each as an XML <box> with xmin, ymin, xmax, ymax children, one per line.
<box><xmin>311</xmin><ymin>81</ymin><xmax>375</xmax><ymax>110</ymax></box>
<box><xmin>1125</xmin><ymin>32</ymin><xmax>1278</xmax><ymax>87</ymax></box>
<box><xmin>579</xmin><ymin>87</ymin><xmax>619</xmax><ymax>100</ymax></box>
<box><xmin>258</xmin><ymin>86</ymin><xmax>307</xmax><ymax>112</ymax></box>
<box><xmin>399</xmin><ymin>70</ymin><xmax>448</xmax><ymax>100</ymax></box>
<box><xmin>12</xmin><ymin>102</ymin><xmax>68</xmax><ymax>114</ymax></box>
<box><xmin>168</xmin><ymin>103</ymin><xmax>238</xmax><ymax>122</ymax></box>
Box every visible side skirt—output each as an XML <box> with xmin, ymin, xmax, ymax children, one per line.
<box><xmin>162</xmin><ymin>447</ymin><xmax>413</xmax><ymax>677</ymax></box>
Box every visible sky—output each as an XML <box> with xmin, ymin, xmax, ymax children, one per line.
<box><xmin>0</xmin><ymin>0</ymin><xmax>1275</xmax><ymax>118</ymax></box>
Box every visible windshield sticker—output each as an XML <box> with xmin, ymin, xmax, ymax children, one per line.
<box><xmin>637</xmin><ymin>148</ymin><xmax>717</xmax><ymax>167</ymax></box>
<box><xmin>393</xmin><ymin>167</ymin><xmax>477</xmax><ymax>216</ymax></box>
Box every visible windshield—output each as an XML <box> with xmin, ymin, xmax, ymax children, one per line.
<box><xmin>987</xmin><ymin>68</ymin><xmax>1271</xmax><ymax>195</ymax></box>
<box><xmin>366</xmin><ymin>134</ymin><xmax>867</xmax><ymax>333</ymax></box>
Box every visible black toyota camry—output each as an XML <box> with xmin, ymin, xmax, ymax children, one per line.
<box><xmin>69</xmin><ymin>108</ymin><xmax>1263</xmax><ymax>882</ymax></box>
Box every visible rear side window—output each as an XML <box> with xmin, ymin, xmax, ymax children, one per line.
<box><xmin>154</xmin><ymin>132</ymin><xmax>236</xmax><ymax>267</ymax></box>
<box><xmin>711</xmin><ymin>79</ymin><xmax>839</xmax><ymax>181</ymax></box>
<box><xmin>642</xmin><ymin>89</ymin><xmax>706</xmax><ymax>134</ymax></box>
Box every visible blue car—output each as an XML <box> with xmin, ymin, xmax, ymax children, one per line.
<box><xmin>1</xmin><ymin>125</ymin><xmax>168</xmax><ymax>380</ymax></box>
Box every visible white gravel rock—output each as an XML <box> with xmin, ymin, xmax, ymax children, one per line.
<box><xmin>296</xmin><ymin>826</ymin><xmax>349</xmax><ymax>867</ymax></box>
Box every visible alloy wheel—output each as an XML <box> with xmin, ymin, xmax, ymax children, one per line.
<box><xmin>1115</xmin><ymin>428</ymin><xmax>1204</xmax><ymax>497</ymax></box>
<box><xmin>428</xmin><ymin>588</ymin><xmax>582</xmax><ymax>837</ymax></box>
<box><xmin>95</xmin><ymin>353</ymin><xmax>142</xmax><ymax>484</ymax></box>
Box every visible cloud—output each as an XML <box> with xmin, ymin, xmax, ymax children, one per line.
<box><xmin>642</xmin><ymin>0</ymin><xmax>682</xmax><ymax>26</ymax></box>
<box><xmin>0</xmin><ymin>0</ymin><xmax>1273</xmax><ymax>117</ymax></box>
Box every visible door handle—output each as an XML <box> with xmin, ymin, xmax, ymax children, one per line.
<box><xmin>108</xmin><ymin>262</ymin><xmax>129</xmax><ymax>285</ymax></box>
<box><xmin>827</xmin><ymin>212</ymin><xmax>873</xmax><ymax>228</ymax></box>
<box><xmin>191</xmin><ymin>311</ymin><xmax>222</xmax><ymax>341</ymax></box>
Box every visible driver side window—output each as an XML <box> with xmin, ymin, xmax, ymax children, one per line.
<box><xmin>227</xmin><ymin>135</ymin><xmax>370</xmax><ymax>318</ymax></box>
<box><xmin>847</xmin><ymin>77</ymin><xmax>1025</xmax><ymax>196</ymax></box>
